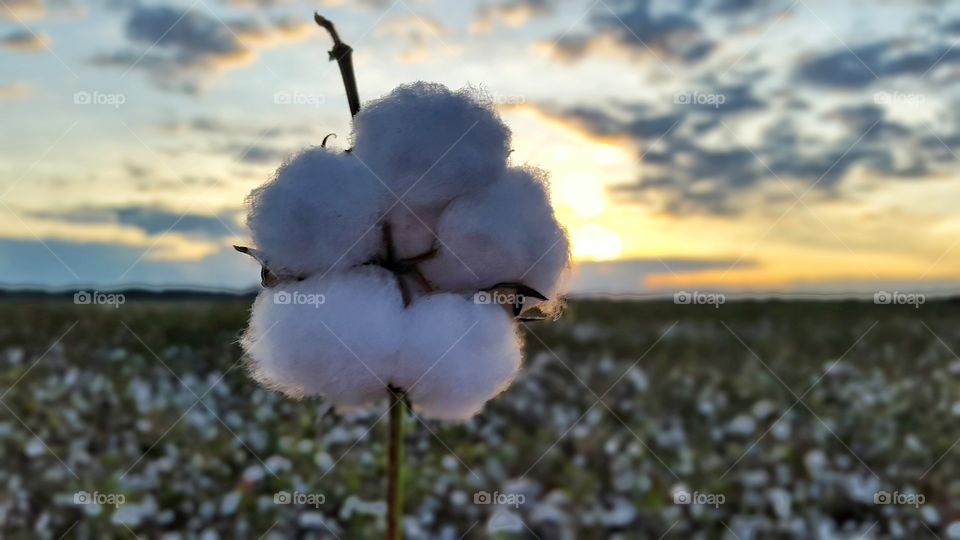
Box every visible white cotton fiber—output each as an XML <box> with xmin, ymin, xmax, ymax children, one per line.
<box><xmin>391</xmin><ymin>294</ymin><xmax>522</xmax><ymax>420</ymax></box>
<box><xmin>241</xmin><ymin>81</ymin><xmax>573</xmax><ymax>420</ymax></box>
<box><xmin>351</xmin><ymin>82</ymin><xmax>511</xmax><ymax>208</ymax></box>
<box><xmin>241</xmin><ymin>266</ymin><xmax>404</xmax><ymax>408</ymax></box>
<box><xmin>384</xmin><ymin>204</ymin><xmax>443</xmax><ymax>259</ymax></box>
<box><xmin>245</xmin><ymin>147</ymin><xmax>387</xmax><ymax>277</ymax></box>
<box><xmin>420</xmin><ymin>167</ymin><xmax>570</xmax><ymax>307</ymax></box>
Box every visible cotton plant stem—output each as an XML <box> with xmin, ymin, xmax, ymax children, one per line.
<box><xmin>315</xmin><ymin>15</ymin><xmax>405</xmax><ymax>539</ymax></box>
<box><xmin>314</xmin><ymin>13</ymin><xmax>361</xmax><ymax>117</ymax></box>
<box><xmin>386</xmin><ymin>386</ymin><xmax>405</xmax><ymax>540</ymax></box>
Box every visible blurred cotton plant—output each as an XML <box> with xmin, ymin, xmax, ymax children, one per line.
<box><xmin>233</xmin><ymin>14</ymin><xmax>569</xmax><ymax>540</ymax></box>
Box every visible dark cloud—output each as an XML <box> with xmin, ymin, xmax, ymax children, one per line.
<box><xmin>710</xmin><ymin>0</ymin><xmax>765</xmax><ymax>14</ymax></box>
<box><xmin>0</xmin><ymin>29</ymin><xmax>48</xmax><ymax>50</ymax></box>
<box><xmin>162</xmin><ymin>116</ymin><xmax>315</xmax><ymax>139</ymax></box>
<box><xmin>533</xmin><ymin>81</ymin><xmax>763</xmax><ymax>141</ymax></box>
<box><xmin>28</xmin><ymin>206</ymin><xmax>240</xmax><ymax>239</ymax></box>
<box><xmin>550</xmin><ymin>93</ymin><xmax>957</xmax><ymax>215</ymax></box>
<box><xmin>795</xmin><ymin>40</ymin><xmax>960</xmax><ymax>89</ymax></box>
<box><xmin>552</xmin><ymin>0</ymin><xmax>713</xmax><ymax>63</ymax></box>
<box><xmin>222</xmin><ymin>0</ymin><xmax>292</xmax><ymax>6</ymax></box>
<box><xmin>91</xmin><ymin>6</ymin><xmax>309</xmax><ymax>92</ymax></box>
<box><xmin>544</xmin><ymin>104</ymin><xmax>683</xmax><ymax>139</ymax></box>
<box><xmin>232</xmin><ymin>143</ymin><xmax>289</xmax><ymax>164</ymax></box>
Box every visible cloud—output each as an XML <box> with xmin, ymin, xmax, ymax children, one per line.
<box><xmin>0</xmin><ymin>29</ymin><xmax>49</xmax><ymax>50</ymax></box>
<box><xmin>795</xmin><ymin>40</ymin><xmax>960</xmax><ymax>89</ymax></box>
<box><xmin>91</xmin><ymin>6</ymin><xmax>312</xmax><ymax>92</ymax></box>
<box><xmin>377</xmin><ymin>13</ymin><xmax>457</xmax><ymax>63</ymax></box>
<box><xmin>230</xmin><ymin>143</ymin><xmax>289</xmax><ymax>163</ymax></box>
<box><xmin>0</xmin><ymin>237</ymin><xmax>257</xmax><ymax>289</ymax></box>
<box><xmin>471</xmin><ymin>0</ymin><xmax>553</xmax><ymax>33</ymax></box>
<box><xmin>568</xmin><ymin>257</ymin><xmax>756</xmax><ymax>295</ymax></box>
<box><xmin>221</xmin><ymin>0</ymin><xmax>292</xmax><ymax>6</ymax></box>
<box><xmin>28</xmin><ymin>205</ymin><xmax>240</xmax><ymax>239</ymax></box>
<box><xmin>535</xmin><ymin>102</ymin><xmax>683</xmax><ymax>141</ymax></box>
<box><xmin>538</xmin><ymin>89</ymin><xmax>957</xmax><ymax>215</ymax></box>
<box><xmin>0</xmin><ymin>0</ymin><xmax>44</xmax><ymax>20</ymax></box>
<box><xmin>530</xmin><ymin>82</ymin><xmax>763</xmax><ymax>141</ymax></box>
<box><xmin>161</xmin><ymin>116</ymin><xmax>315</xmax><ymax>139</ymax></box>
<box><xmin>550</xmin><ymin>0</ymin><xmax>713</xmax><ymax>63</ymax></box>
<box><xmin>0</xmin><ymin>80</ymin><xmax>32</xmax><ymax>99</ymax></box>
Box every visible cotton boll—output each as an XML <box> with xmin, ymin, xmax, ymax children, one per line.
<box><xmin>242</xmin><ymin>266</ymin><xmax>404</xmax><ymax>408</ymax></box>
<box><xmin>392</xmin><ymin>294</ymin><xmax>522</xmax><ymax>420</ymax></box>
<box><xmin>351</xmin><ymin>82</ymin><xmax>511</xmax><ymax>208</ymax></box>
<box><xmin>385</xmin><ymin>204</ymin><xmax>443</xmax><ymax>259</ymax></box>
<box><xmin>246</xmin><ymin>147</ymin><xmax>387</xmax><ymax>277</ymax></box>
<box><xmin>420</xmin><ymin>167</ymin><xmax>570</xmax><ymax>311</ymax></box>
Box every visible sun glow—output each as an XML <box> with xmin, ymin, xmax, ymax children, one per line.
<box><xmin>571</xmin><ymin>223</ymin><xmax>623</xmax><ymax>261</ymax></box>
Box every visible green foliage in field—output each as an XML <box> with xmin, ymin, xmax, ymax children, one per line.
<box><xmin>0</xmin><ymin>297</ymin><xmax>957</xmax><ymax>538</ymax></box>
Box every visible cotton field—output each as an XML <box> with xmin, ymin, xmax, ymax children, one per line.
<box><xmin>0</xmin><ymin>296</ymin><xmax>958</xmax><ymax>539</ymax></box>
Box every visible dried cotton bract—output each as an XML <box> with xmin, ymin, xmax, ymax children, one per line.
<box><xmin>241</xmin><ymin>81</ymin><xmax>570</xmax><ymax>420</ymax></box>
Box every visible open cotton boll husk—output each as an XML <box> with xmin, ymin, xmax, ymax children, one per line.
<box><xmin>420</xmin><ymin>167</ymin><xmax>571</xmax><ymax>313</ymax></box>
<box><xmin>351</xmin><ymin>82</ymin><xmax>511</xmax><ymax>208</ymax></box>
<box><xmin>391</xmin><ymin>293</ymin><xmax>522</xmax><ymax>421</ymax></box>
<box><xmin>241</xmin><ymin>266</ymin><xmax>404</xmax><ymax>409</ymax></box>
<box><xmin>246</xmin><ymin>147</ymin><xmax>387</xmax><ymax>277</ymax></box>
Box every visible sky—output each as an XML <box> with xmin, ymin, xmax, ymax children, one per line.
<box><xmin>1</xmin><ymin>0</ymin><xmax>959</xmax><ymax>296</ymax></box>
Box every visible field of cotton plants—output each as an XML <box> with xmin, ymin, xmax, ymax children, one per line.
<box><xmin>1</xmin><ymin>295</ymin><xmax>959</xmax><ymax>539</ymax></box>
